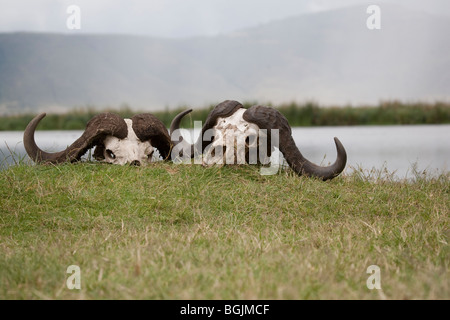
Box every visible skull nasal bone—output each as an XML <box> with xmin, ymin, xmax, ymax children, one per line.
<box><xmin>130</xmin><ymin>160</ymin><xmax>141</xmax><ymax>166</ymax></box>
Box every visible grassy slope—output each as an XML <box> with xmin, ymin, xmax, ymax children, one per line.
<box><xmin>0</xmin><ymin>162</ymin><xmax>449</xmax><ymax>299</ymax></box>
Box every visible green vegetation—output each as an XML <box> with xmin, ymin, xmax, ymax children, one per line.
<box><xmin>278</xmin><ymin>101</ymin><xmax>450</xmax><ymax>126</ymax></box>
<box><xmin>0</xmin><ymin>161</ymin><xmax>448</xmax><ymax>299</ymax></box>
<box><xmin>1</xmin><ymin>101</ymin><xmax>449</xmax><ymax>131</ymax></box>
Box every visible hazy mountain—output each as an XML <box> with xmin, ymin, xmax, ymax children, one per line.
<box><xmin>0</xmin><ymin>5</ymin><xmax>449</xmax><ymax>114</ymax></box>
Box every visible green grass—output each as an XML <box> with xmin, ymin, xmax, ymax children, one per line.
<box><xmin>0</xmin><ymin>162</ymin><xmax>449</xmax><ymax>299</ymax></box>
<box><xmin>1</xmin><ymin>100</ymin><xmax>449</xmax><ymax>130</ymax></box>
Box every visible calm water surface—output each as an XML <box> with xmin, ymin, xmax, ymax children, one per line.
<box><xmin>1</xmin><ymin>125</ymin><xmax>449</xmax><ymax>179</ymax></box>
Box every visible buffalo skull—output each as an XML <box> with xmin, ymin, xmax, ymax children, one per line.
<box><xmin>23</xmin><ymin>110</ymin><xmax>190</xmax><ymax>166</ymax></box>
<box><xmin>174</xmin><ymin>100</ymin><xmax>347</xmax><ymax>180</ymax></box>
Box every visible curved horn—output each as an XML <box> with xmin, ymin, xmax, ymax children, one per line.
<box><xmin>243</xmin><ymin>105</ymin><xmax>347</xmax><ymax>181</ymax></box>
<box><xmin>169</xmin><ymin>109</ymin><xmax>193</xmax><ymax>154</ymax></box>
<box><xmin>131</xmin><ymin>113</ymin><xmax>172</xmax><ymax>159</ymax></box>
<box><xmin>169</xmin><ymin>109</ymin><xmax>193</xmax><ymax>135</ymax></box>
<box><xmin>23</xmin><ymin>113</ymin><xmax>128</xmax><ymax>164</ymax></box>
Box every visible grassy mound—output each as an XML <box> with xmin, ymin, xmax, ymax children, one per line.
<box><xmin>0</xmin><ymin>162</ymin><xmax>448</xmax><ymax>299</ymax></box>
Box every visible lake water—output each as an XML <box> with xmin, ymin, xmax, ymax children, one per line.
<box><xmin>1</xmin><ymin>125</ymin><xmax>449</xmax><ymax>179</ymax></box>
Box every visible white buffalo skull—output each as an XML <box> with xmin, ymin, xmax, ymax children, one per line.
<box><xmin>175</xmin><ymin>100</ymin><xmax>347</xmax><ymax>181</ymax></box>
<box><xmin>202</xmin><ymin>108</ymin><xmax>264</xmax><ymax>166</ymax></box>
<box><xmin>95</xmin><ymin>119</ymin><xmax>155</xmax><ymax>165</ymax></box>
<box><xmin>23</xmin><ymin>111</ymin><xmax>190</xmax><ymax>165</ymax></box>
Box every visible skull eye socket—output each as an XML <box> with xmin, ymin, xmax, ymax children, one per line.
<box><xmin>106</xmin><ymin>149</ymin><xmax>116</xmax><ymax>160</ymax></box>
<box><xmin>147</xmin><ymin>150</ymin><xmax>154</xmax><ymax>160</ymax></box>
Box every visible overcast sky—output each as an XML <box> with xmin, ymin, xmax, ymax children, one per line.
<box><xmin>0</xmin><ymin>0</ymin><xmax>449</xmax><ymax>38</ymax></box>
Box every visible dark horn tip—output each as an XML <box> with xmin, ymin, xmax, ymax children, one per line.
<box><xmin>23</xmin><ymin>113</ymin><xmax>48</xmax><ymax>164</ymax></box>
<box><xmin>180</xmin><ymin>108</ymin><xmax>193</xmax><ymax>118</ymax></box>
<box><xmin>24</xmin><ymin>113</ymin><xmax>46</xmax><ymax>133</ymax></box>
<box><xmin>170</xmin><ymin>108</ymin><xmax>193</xmax><ymax>134</ymax></box>
<box><xmin>333</xmin><ymin>137</ymin><xmax>347</xmax><ymax>158</ymax></box>
<box><xmin>331</xmin><ymin>136</ymin><xmax>348</xmax><ymax>178</ymax></box>
<box><xmin>34</xmin><ymin>113</ymin><xmax>47</xmax><ymax>122</ymax></box>
<box><xmin>179</xmin><ymin>108</ymin><xmax>193</xmax><ymax>116</ymax></box>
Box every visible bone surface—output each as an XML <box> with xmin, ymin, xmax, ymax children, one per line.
<box><xmin>23</xmin><ymin>110</ymin><xmax>188</xmax><ymax>165</ymax></box>
<box><xmin>101</xmin><ymin>119</ymin><xmax>154</xmax><ymax>166</ymax></box>
<box><xmin>191</xmin><ymin>100</ymin><xmax>347</xmax><ymax>180</ymax></box>
<box><xmin>202</xmin><ymin>108</ymin><xmax>260</xmax><ymax>166</ymax></box>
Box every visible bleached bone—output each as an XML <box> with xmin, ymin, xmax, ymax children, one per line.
<box><xmin>23</xmin><ymin>110</ymin><xmax>191</xmax><ymax>166</ymax></box>
<box><xmin>173</xmin><ymin>100</ymin><xmax>347</xmax><ymax>180</ymax></box>
<box><xmin>203</xmin><ymin>108</ymin><xmax>261</xmax><ymax>166</ymax></box>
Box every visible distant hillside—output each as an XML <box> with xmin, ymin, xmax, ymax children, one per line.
<box><xmin>1</xmin><ymin>5</ymin><xmax>449</xmax><ymax>114</ymax></box>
